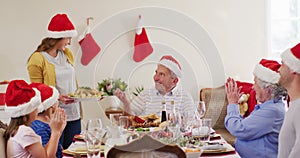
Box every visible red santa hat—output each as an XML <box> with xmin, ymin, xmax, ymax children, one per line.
<box><xmin>281</xmin><ymin>43</ymin><xmax>300</xmax><ymax>73</ymax></box>
<box><xmin>47</xmin><ymin>13</ymin><xmax>77</xmax><ymax>38</ymax></box>
<box><xmin>253</xmin><ymin>59</ymin><xmax>281</xmax><ymax>84</ymax></box>
<box><xmin>29</xmin><ymin>83</ymin><xmax>59</xmax><ymax>113</ymax></box>
<box><xmin>5</xmin><ymin>80</ymin><xmax>41</xmax><ymax>118</ymax></box>
<box><xmin>159</xmin><ymin>55</ymin><xmax>182</xmax><ymax>78</ymax></box>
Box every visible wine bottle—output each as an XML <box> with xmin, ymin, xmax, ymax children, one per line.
<box><xmin>161</xmin><ymin>100</ymin><xmax>167</xmax><ymax>122</ymax></box>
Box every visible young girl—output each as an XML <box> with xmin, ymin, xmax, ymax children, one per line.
<box><xmin>3</xmin><ymin>80</ymin><xmax>66</xmax><ymax>158</ymax></box>
<box><xmin>30</xmin><ymin>82</ymin><xmax>65</xmax><ymax>158</ymax></box>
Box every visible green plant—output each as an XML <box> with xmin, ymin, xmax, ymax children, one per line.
<box><xmin>132</xmin><ymin>86</ymin><xmax>144</xmax><ymax>96</ymax></box>
<box><xmin>97</xmin><ymin>78</ymin><xmax>127</xmax><ymax>96</ymax></box>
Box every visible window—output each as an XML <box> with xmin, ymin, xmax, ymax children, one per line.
<box><xmin>269</xmin><ymin>0</ymin><xmax>300</xmax><ymax>58</ymax></box>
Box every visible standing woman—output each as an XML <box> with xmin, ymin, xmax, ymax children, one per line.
<box><xmin>27</xmin><ymin>13</ymin><xmax>81</xmax><ymax>149</ymax></box>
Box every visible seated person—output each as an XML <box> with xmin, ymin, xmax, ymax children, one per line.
<box><xmin>225</xmin><ymin>59</ymin><xmax>288</xmax><ymax>158</ymax></box>
<box><xmin>115</xmin><ymin>55</ymin><xmax>195</xmax><ymax>118</ymax></box>
<box><xmin>30</xmin><ymin>83</ymin><xmax>66</xmax><ymax>158</ymax></box>
<box><xmin>3</xmin><ymin>80</ymin><xmax>66</xmax><ymax>158</ymax></box>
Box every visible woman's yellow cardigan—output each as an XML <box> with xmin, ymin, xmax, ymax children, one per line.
<box><xmin>27</xmin><ymin>48</ymin><xmax>75</xmax><ymax>86</ymax></box>
<box><xmin>27</xmin><ymin>48</ymin><xmax>83</xmax><ymax>118</ymax></box>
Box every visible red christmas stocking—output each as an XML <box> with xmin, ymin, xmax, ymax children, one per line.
<box><xmin>133</xmin><ymin>17</ymin><xmax>153</xmax><ymax>62</ymax></box>
<box><xmin>79</xmin><ymin>32</ymin><xmax>101</xmax><ymax>66</ymax></box>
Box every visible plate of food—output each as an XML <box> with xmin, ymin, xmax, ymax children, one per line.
<box><xmin>73</xmin><ymin>134</ymin><xmax>85</xmax><ymax>141</ymax></box>
<box><xmin>126</xmin><ymin>114</ymin><xmax>168</xmax><ymax>139</ymax></box>
<box><xmin>128</xmin><ymin>114</ymin><xmax>161</xmax><ymax>128</ymax></box>
<box><xmin>128</xmin><ymin>127</ymin><xmax>163</xmax><ymax>133</ymax></box>
<box><xmin>69</xmin><ymin>87</ymin><xmax>104</xmax><ymax>101</ymax></box>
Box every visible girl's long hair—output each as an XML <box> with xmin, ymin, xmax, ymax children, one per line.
<box><xmin>27</xmin><ymin>37</ymin><xmax>62</xmax><ymax>63</ymax></box>
<box><xmin>3</xmin><ymin>115</ymin><xmax>30</xmax><ymax>142</ymax></box>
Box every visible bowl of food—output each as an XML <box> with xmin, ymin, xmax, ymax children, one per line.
<box><xmin>183</xmin><ymin>147</ymin><xmax>202</xmax><ymax>158</ymax></box>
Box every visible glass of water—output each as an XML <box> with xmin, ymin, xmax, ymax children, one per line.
<box><xmin>86</xmin><ymin>119</ymin><xmax>104</xmax><ymax>158</ymax></box>
<box><xmin>196</xmin><ymin>101</ymin><xmax>206</xmax><ymax>119</ymax></box>
<box><xmin>198</xmin><ymin>118</ymin><xmax>212</xmax><ymax>144</ymax></box>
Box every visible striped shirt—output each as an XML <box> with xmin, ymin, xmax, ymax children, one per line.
<box><xmin>31</xmin><ymin>120</ymin><xmax>63</xmax><ymax>158</ymax></box>
<box><xmin>130</xmin><ymin>85</ymin><xmax>195</xmax><ymax>119</ymax></box>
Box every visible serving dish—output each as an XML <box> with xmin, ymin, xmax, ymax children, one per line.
<box><xmin>182</xmin><ymin>147</ymin><xmax>203</xmax><ymax>158</ymax></box>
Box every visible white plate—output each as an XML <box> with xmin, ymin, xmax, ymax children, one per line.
<box><xmin>201</xmin><ymin>143</ymin><xmax>235</xmax><ymax>154</ymax></box>
<box><xmin>67</xmin><ymin>142</ymin><xmax>87</xmax><ymax>152</ymax></box>
<box><xmin>63</xmin><ymin>141</ymin><xmax>104</xmax><ymax>155</ymax></box>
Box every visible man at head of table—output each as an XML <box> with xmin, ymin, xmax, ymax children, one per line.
<box><xmin>115</xmin><ymin>55</ymin><xmax>195</xmax><ymax>118</ymax></box>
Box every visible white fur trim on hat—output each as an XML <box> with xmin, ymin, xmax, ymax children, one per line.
<box><xmin>38</xmin><ymin>86</ymin><xmax>59</xmax><ymax>113</ymax></box>
<box><xmin>6</xmin><ymin>88</ymin><xmax>41</xmax><ymax>118</ymax></box>
<box><xmin>47</xmin><ymin>30</ymin><xmax>77</xmax><ymax>38</ymax></box>
<box><xmin>281</xmin><ymin>49</ymin><xmax>300</xmax><ymax>73</ymax></box>
<box><xmin>159</xmin><ymin>59</ymin><xmax>182</xmax><ymax>78</ymax></box>
<box><xmin>253</xmin><ymin>63</ymin><xmax>280</xmax><ymax>84</ymax></box>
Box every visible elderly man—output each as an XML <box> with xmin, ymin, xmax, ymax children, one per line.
<box><xmin>225</xmin><ymin>59</ymin><xmax>287</xmax><ymax>158</ymax></box>
<box><xmin>115</xmin><ymin>55</ymin><xmax>195</xmax><ymax>117</ymax></box>
<box><xmin>278</xmin><ymin>43</ymin><xmax>300</xmax><ymax>158</ymax></box>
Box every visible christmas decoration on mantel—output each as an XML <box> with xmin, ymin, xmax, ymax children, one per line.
<box><xmin>78</xmin><ymin>17</ymin><xmax>101</xmax><ymax>66</ymax></box>
<box><xmin>133</xmin><ymin>15</ymin><xmax>153</xmax><ymax>62</ymax></box>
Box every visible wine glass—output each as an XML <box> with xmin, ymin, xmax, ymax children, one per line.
<box><xmin>118</xmin><ymin>116</ymin><xmax>129</xmax><ymax>129</ymax></box>
<box><xmin>167</xmin><ymin>112</ymin><xmax>181</xmax><ymax>142</ymax></box>
<box><xmin>109</xmin><ymin>113</ymin><xmax>122</xmax><ymax>126</ymax></box>
<box><xmin>196</xmin><ymin>101</ymin><xmax>206</xmax><ymax>119</ymax></box>
<box><xmin>180</xmin><ymin>111</ymin><xmax>196</xmax><ymax>133</ymax></box>
<box><xmin>118</xmin><ymin>116</ymin><xmax>129</xmax><ymax>137</ymax></box>
<box><xmin>86</xmin><ymin>119</ymin><xmax>104</xmax><ymax>158</ymax></box>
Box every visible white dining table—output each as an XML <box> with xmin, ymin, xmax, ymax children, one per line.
<box><xmin>62</xmin><ymin>136</ymin><xmax>240</xmax><ymax>158</ymax></box>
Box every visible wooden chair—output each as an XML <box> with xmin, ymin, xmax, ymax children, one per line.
<box><xmin>0</xmin><ymin>120</ymin><xmax>7</xmax><ymax>130</ymax></box>
<box><xmin>106</xmin><ymin>134</ymin><xmax>186</xmax><ymax>158</ymax></box>
<box><xmin>200</xmin><ymin>85</ymin><xmax>236</xmax><ymax>146</ymax></box>
<box><xmin>0</xmin><ymin>128</ymin><xmax>6</xmax><ymax>158</ymax></box>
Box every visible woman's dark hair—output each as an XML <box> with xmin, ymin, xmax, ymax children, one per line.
<box><xmin>27</xmin><ymin>37</ymin><xmax>62</xmax><ymax>63</ymax></box>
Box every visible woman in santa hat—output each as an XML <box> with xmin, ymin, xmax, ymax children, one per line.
<box><xmin>225</xmin><ymin>59</ymin><xmax>288</xmax><ymax>158</ymax></box>
<box><xmin>3</xmin><ymin>80</ymin><xmax>66</xmax><ymax>158</ymax></box>
<box><xmin>27</xmin><ymin>13</ymin><xmax>81</xmax><ymax>149</ymax></box>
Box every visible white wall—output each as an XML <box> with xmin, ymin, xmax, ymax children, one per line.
<box><xmin>0</xmin><ymin>0</ymin><xmax>268</xmax><ymax>125</ymax></box>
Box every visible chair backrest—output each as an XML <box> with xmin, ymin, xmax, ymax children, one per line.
<box><xmin>0</xmin><ymin>128</ymin><xmax>6</xmax><ymax>158</ymax></box>
<box><xmin>0</xmin><ymin>120</ymin><xmax>7</xmax><ymax>129</ymax></box>
<box><xmin>200</xmin><ymin>85</ymin><xmax>228</xmax><ymax>129</ymax></box>
<box><xmin>106</xmin><ymin>134</ymin><xmax>186</xmax><ymax>158</ymax></box>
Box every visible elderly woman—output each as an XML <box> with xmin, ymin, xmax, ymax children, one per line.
<box><xmin>225</xmin><ymin>59</ymin><xmax>288</xmax><ymax>158</ymax></box>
